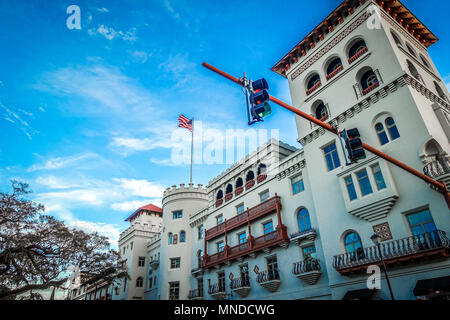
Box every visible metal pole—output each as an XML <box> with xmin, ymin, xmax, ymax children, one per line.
<box><xmin>377</xmin><ymin>244</ymin><xmax>395</xmax><ymax>300</ymax></box>
<box><xmin>201</xmin><ymin>62</ymin><xmax>450</xmax><ymax>209</ymax></box>
<box><xmin>190</xmin><ymin>118</ymin><xmax>194</xmax><ymax>184</ymax></box>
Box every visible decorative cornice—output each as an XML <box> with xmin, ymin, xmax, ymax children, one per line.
<box><xmin>298</xmin><ymin>73</ymin><xmax>450</xmax><ymax>146</ymax></box>
<box><xmin>276</xmin><ymin>160</ymin><xmax>306</xmax><ymax>181</ymax></box>
<box><xmin>289</xmin><ymin>11</ymin><xmax>372</xmax><ymax>81</ymax></box>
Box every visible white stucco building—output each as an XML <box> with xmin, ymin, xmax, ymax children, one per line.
<box><xmin>113</xmin><ymin>0</ymin><xmax>450</xmax><ymax>301</ymax></box>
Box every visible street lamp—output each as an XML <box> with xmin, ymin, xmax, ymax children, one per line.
<box><xmin>371</xmin><ymin>233</ymin><xmax>395</xmax><ymax>300</ymax></box>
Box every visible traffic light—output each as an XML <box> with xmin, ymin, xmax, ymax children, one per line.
<box><xmin>343</xmin><ymin>128</ymin><xmax>366</xmax><ymax>164</ymax></box>
<box><xmin>249</xmin><ymin>78</ymin><xmax>272</xmax><ymax>122</ymax></box>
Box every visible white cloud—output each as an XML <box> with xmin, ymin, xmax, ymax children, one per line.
<box><xmin>88</xmin><ymin>25</ymin><xmax>137</xmax><ymax>42</ymax></box>
<box><xmin>113</xmin><ymin>178</ymin><xmax>165</xmax><ymax>198</ymax></box>
<box><xmin>39</xmin><ymin>106</ymin><xmax>46</xmax><ymax>112</ymax></box>
<box><xmin>35</xmin><ymin>176</ymin><xmax>81</xmax><ymax>190</ymax></box>
<box><xmin>36</xmin><ymin>65</ymin><xmax>159</xmax><ymax>116</ymax></box>
<box><xmin>27</xmin><ymin>153</ymin><xmax>98</xmax><ymax>172</ymax></box>
<box><xmin>46</xmin><ymin>204</ymin><xmax>121</xmax><ymax>245</ymax></box>
<box><xmin>0</xmin><ymin>101</ymin><xmax>36</xmax><ymax>139</ymax></box>
<box><xmin>111</xmin><ymin>199</ymin><xmax>161</xmax><ymax>212</ymax></box>
<box><xmin>130</xmin><ymin>50</ymin><xmax>150</xmax><ymax>64</ymax></box>
<box><xmin>97</xmin><ymin>7</ymin><xmax>109</xmax><ymax>13</ymax></box>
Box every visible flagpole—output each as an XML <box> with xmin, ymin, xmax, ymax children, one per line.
<box><xmin>190</xmin><ymin>118</ymin><xmax>194</xmax><ymax>184</ymax></box>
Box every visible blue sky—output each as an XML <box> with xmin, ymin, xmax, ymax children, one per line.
<box><xmin>1</xmin><ymin>0</ymin><xmax>449</xmax><ymax>245</ymax></box>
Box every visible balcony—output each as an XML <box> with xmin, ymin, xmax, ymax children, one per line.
<box><xmin>326</xmin><ymin>65</ymin><xmax>343</xmax><ymax>80</ymax></box>
<box><xmin>424</xmin><ymin>158</ymin><xmax>450</xmax><ymax>189</ymax></box>
<box><xmin>204</xmin><ymin>226</ymin><xmax>290</xmax><ymax>269</ymax></box>
<box><xmin>256</xmin><ymin>269</ymin><xmax>280</xmax><ymax>292</ymax></box>
<box><xmin>191</xmin><ymin>267</ymin><xmax>204</xmax><ymax>277</ymax></box>
<box><xmin>333</xmin><ymin>230</ymin><xmax>450</xmax><ymax>276</ymax></box>
<box><xmin>290</xmin><ymin>229</ymin><xmax>317</xmax><ymax>246</ymax></box>
<box><xmin>205</xmin><ymin>196</ymin><xmax>281</xmax><ymax>241</ymax></box>
<box><xmin>348</xmin><ymin>46</ymin><xmax>368</xmax><ymax>64</ymax></box>
<box><xmin>216</xmin><ymin>198</ymin><xmax>223</xmax><ymax>208</ymax></box>
<box><xmin>362</xmin><ymin>81</ymin><xmax>380</xmax><ymax>95</ymax></box>
<box><xmin>230</xmin><ymin>276</ymin><xmax>251</xmax><ymax>298</ymax></box>
<box><xmin>306</xmin><ymin>81</ymin><xmax>322</xmax><ymax>96</ymax></box>
<box><xmin>188</xmin><ymin>289</ymin><xmax>204</xmax><ymax>300</ymax></box>
<box><xmin>292</xmin><ymin>258</ymin><xmax>322</xmax><ymax>285</ymax></box>
<box><xmin>208</xmin><ymin>283</ymin><xmax>227</xmax><ymax>300</ymax></box>
<box><xmin>149</xmin><ymin>259</ymin><xmax>159</xmax><ymax>270</ymax></box>
<box><xmin>235</xmin><ymin>186</ymin><xmax>244</xmax><ymax>196</ymax></box>
<box><xmin>257</xmin><ymin>174</ymin><xmax>267</xmax><ymax>183</ymax></box>
<box><xmin>245</xmin><ymin>179</ymin><xmax>255</xmax><ymax>190</ymax></box>
<box><xmin>225</xmin><ymin>193</ymin><xmax>233</xmax><ymax>202</ymax></box>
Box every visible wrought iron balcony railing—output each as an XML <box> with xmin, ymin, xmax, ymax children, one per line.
<box><xmin>423</xmin><ymin>158</ymin><xmax>450</xmax><ymax>179</ymax></box>
<box><xmin>205</xmin><ymin>196</ymin><xmax>281</xmax><ymax>240</ymax></box>
<box><xmin>292</xmin><ymin>258</ymin><xmax>321</xmax><ymax>275</ymax></box>
<box><xmin>208</xmin><ymin>283</ymin><xmax>226</xmax><ymax>295</ymax></box>
<box><xmin>230</xmin><ymin>276</ymin><xmax>250</xmax><ymax>290</ymax></box>
<box><xmin>333</xmin><ymin>230</ymin><xmax>450</xmax><ymax>275</ymax></box>
<box><xmin>256</xmin><ymin>269</ymin><xmax>280</xmax><ymax>284</ymax></box>
<box><xmin>203</xmin><ymin>226</ymin><xmax>289</xmax><ymax>269</ymax></box>
<box><xmin>188</xmin><ymin>288</ymin><xmax>203</xmax><ymax>299</ymax></box>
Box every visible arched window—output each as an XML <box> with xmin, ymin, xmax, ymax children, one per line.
<box><xmin>246</xmin><ymin>171</ymin><xmax>255</xmax><ymax>182</ymax></box>
<box><xmin>326</xmin><ymin>58</ymin><xmax>343</xmax><ymax>76</ymax></box>
<box><xmin>226</xmin><ymin>184</ymin><xmax>233</xmax><ymax>194</ymax></box>
<box><xmin>315</xmin><ymin>103</ymin><xmax>328</xmax><ymax>120</ymax></box>
<box><xmin>434</xmin><ymin>82</ymin><xmax>448</xmax><ymax>101</ymax></box>
<box><xmin>168</xmin><ymin>233</ymin><xmax>173</xmax><ymax>245</ymax></box>
<box><xmin>361</xmin><ymin>70</ymin><xmax>378</xmax><ymax>90</ymax></box>
<box><xmin>180</xmin><ymin>231</ymin><xmax>186</xmax><ymax>243</ymax></box>
<box><xmin>391</xmin><ymin>30</ymin><xmax>402</xmax><ymax>47</ymax></box>
<box><xmin>297</xmin><ymin>208</ymin><xmax>312</xmax><ymax>233</ymax></box>
<box><xmin>307</xmin><ymin>74</ymin><xmax>321</xmax><ymax>90</ymax></box>
<box><xmin>406</xmin><ymin>43</ymin><xmax>417</xmax><ymax>57</ymax></box>
<box><xmin>257</xmin><ymin>163</ymin><xmax>267</xmax><ymax>175</ymax></box>
<box><xmin>236</xmin><ymin>177</ymin><xmax>243</xmax><ymax>188</ymax></box>
<box><xmin>136</xmin><ymin>277</ymin><xmax>143</xmax><ymax>288</ymax></box>
<box><xmin>216</xmin><ymin>190</ymin><xmax>223</xmax><ymax>200</ymax></box>
<box><xmin>344</xmin><ymin>232</ymin><xmax>363</xmax><ymax>253</ymax></box>
<box><xmin>375</xmin><ymin>123</ymin><xmax>389</xmax><ymax>145</ymax></box>
<box><xmin>349</xmin><ymin>40</ymin><xmax>367</xmax><ymax>59</ymax></box>
<box><xmin>420</xmin><ymin>54</ymin><xmax>431</xmax><ymax>69</ymax></box>
<box><xmin>407</xmin><ymin>60</ymin><xmax>422</xmax><ymax>82</ymax></box>
<box><xmin>385</xmin><ymin>117</ymin><xmax>400</xmax><ymax>140</ymax></box>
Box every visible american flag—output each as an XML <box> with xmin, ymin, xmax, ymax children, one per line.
<box><xmin>178</xmin><ymin>115</ymin><xmax>193</xmax><ymax>132</ymax></box>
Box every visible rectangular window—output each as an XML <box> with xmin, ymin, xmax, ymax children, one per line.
<box><xmin>172</xmin><ymin>211</ymin><xmax>183</xmax><ymax>219</ymax></box>
<box><xmin>238</xmin><ymin>232</ymin><xmax>247</xmax><ymax>244</ymax></box>
<box><xmin>169</xmin><ymin>282</ymin><xmax>180</xmax><ymax>300</ymax></box>
<box><xmin>138</xmin><ymin>257</ymin><xmax>145</xmax><ymax>267</ymax></box>
<box><xmin>170</xmin><ymin>258</ymin><xmax>181</xmax><ymax>269</ymax></box>
<box><xmin>291</xmin><ymin>175</ymin><xmax>305</xmax><ymax>195</ymax></box>
<box><xmin>323</xmin><ymin>143</ymin><xmax>341</xmax><ymax>171</ymax></box>
<box><xmin>345</xmin><ymin>176</ymin><xmax>358</xmax><ymax>201</ymax></box>
<box><xmin>198</xmin><ymin>225</ymin><xmax>204</xmax><ymax>240</ymax></box>
<box><xmin>216</xmin><ymin>214</ymin><xmax>223</xmax><ymax>225</ymax></box>
<box><xmin>267</xmin><ymin>256</ymin><xmax>279</xmax><ymax>277</ymax></box>
<box><xmin>407</xmin><ymin>209</ymin><xmax>437</xmax><ymax>236</ymax></box>
<box><xmin>371</xmin><ymin>164</ymin><xmax>387</xmax><ymax>190</ymax></box>
<box><xmin>218</xmin><ymin>272</ymin><xmax>226</xmax><ymax>290</ymax></box>
<box><xmin>260</xmin><ymin>190</ymin><xmax>270</xmax><ymax>202</ymax></box>
<box><xmin>217</xmin><ymin>241</ymin><xmax>225</xmax><ymax>253</ymax></box>
<box><xmin>263</xmin><ymin>221</ymin><xmax>274</xmax><ymax>235</ymax></box>
<box><xmin>356</xmin><ymin>169</ymin><xmax>373</xmax><ymax>196</ymax></box>
<box><xmin>236</xmin><ymin>203</ymin><xmax>245</xmax><ymax>215</ymax></box>
<box><xmin>149</xmin><ymin>277</ymin><xmax>153</xmax><ymax>289</ymax></box>
<box><xmin>302</xmin><ymin>245</ymin><xmax>317</xmax><ymax>259</ymax></box>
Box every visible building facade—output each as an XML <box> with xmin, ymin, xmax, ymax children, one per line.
<box><xmin>111</xmin><ymin>0</ymin><xmax>450</xmax><ymax>301</ymax></box>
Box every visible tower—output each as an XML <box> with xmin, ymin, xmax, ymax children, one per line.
<box><xmin>157</xmin><ymin>183</ymin><xmax>208</xmax><ymax>300</ymax></box>
<box><xmin>113</xmin><ymin>204</ymin><xmax>162</xmax><ymax>300</ymax></box>
<box><xmin>272</xmin><ymin>0</ymin><xmax>450</xmax><ymax>299</ymax></box>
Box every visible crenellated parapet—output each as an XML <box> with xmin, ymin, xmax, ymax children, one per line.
<box><xmin>162</xmin><ymin>183</ymin><xmax>208</xmax><ymax>207</ymax></box>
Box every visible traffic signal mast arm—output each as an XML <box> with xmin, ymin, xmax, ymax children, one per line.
<box><xmin>202</xmin><ymin>62</ymin><xmax>450</xmax><ymax>210</ymax></box>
